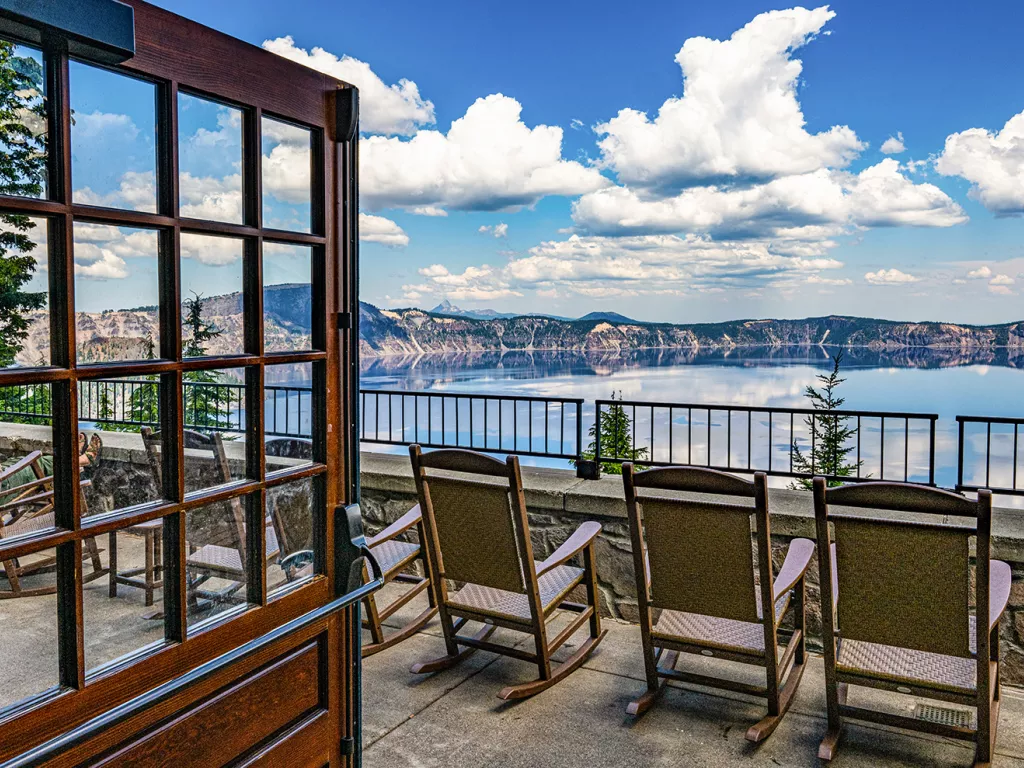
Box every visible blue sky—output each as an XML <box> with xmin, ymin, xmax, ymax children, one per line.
<box><xmin>59</xmin><ymin>2</ymin><xmax>1024</xmax><ymax>323</ymax></box>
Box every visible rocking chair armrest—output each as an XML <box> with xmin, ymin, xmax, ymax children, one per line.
<box><xmin>772</xmin><ymin>538</ymin><xmax>815</xmax><ymax>603</ymax></box>
<box><xmin>366</xmin><ymin>504</ymin><xmax>422</xmax><ymax>548</ymax></box>
<box><xmin>537</xmin><ymin>521</ymin><xmax>602</xmax><ymax>577</ymax></box>
<box><xmin>0</xmin><ymin>475</ymin><xmax>54</xmax><ymax>500</ymax></box>
<box><xmin>990</xmin><ymin>559</ymin><xmax>1012</xmax><ymax>632</ymax></box>
<box><xmin>0</xmin><ymin>451</ymin><xmax>43</xmax><ymax>482</ymax></box>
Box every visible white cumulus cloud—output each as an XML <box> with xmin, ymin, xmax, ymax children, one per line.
<box><xmin>262</xmin><ymin>36</ymin><xmax>434</xmax><ymax>136</ymax></box>
<box><xmin>359</xmin><ymin>213</ymin><xmax>409</xmax><ymax>247</ymax></box>
<box><xmin>936</xmin><ymin>110</ymin><xmax>1024</xmax><ymax>215</ymax></box>
<box><xmin>880</xmin><ymin>132</ymin><xmax>905</xmax><ymax>154</ymax></box>
<box><xmin>593</xmin><ymin>6</ymin><xmax>863</xmax><ymax>191</ymax></box>
<box><xmin>479</xmin><ymin>223</ymin><xmax>509</xmax><ymax>238</ymax></box>
<box><xmin>361</xmin><ymin>94</ymin><xmax>609</xmax><ymax>214</ymax></box>
<box><xmin>864</xmin><ymin>268</ymin><xmax>919</xmax><ymax>285</ymax></box>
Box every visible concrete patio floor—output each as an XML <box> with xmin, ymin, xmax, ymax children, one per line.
<box><xmin>362</xmin><ymin>584</ymin><xmax>1024</xmax><ymax>768</ymax></box>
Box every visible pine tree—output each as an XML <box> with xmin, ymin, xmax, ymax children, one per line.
<box><xmin>117</xmin><ymin>337</ymin><xmax>160</xmax><ymax>431</ymax></box>
<box><xmin>0</xmin><ymin>43</ymin><xmax>47</xmax><ymax>422</ymax></box>
<box><xmin>790</xmin><ymin>351</ymin><xmax>862</xmax><ymax>489</ymax></box>
<box><xmin>182</xmin><ymin>293</ymin><xmax>232</xmax><ymax>430</ymax></box>
<box><xmin>574</xmin><ymin>391</ymin><xmax>649</xmax><ymax>475</ymax></box>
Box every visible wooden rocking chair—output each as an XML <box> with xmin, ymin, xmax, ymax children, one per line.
<box><xmin>622</xmin><ymin>464</ymin><xmax>814</xmax><ymax>742</ymax></box>
<box><xmin>139</xmin><ymin>428</ymin><xmax>279</xmax><ymax>610</ymax></box>
<box><xmin>1</xmin><ymin>451</ymin><xmax>107</xmax><ymax>599</ymax></box>
<box><xmin>409</xmin><ymin>445</ymin><xmax>606</xmax><ymax>700</ymax></box>
<box><xmin>360</xmin><ymin>503</ymin><xmax>438</xmax><ymax>657</ymax></box>
<box><xmin>813</xmin><ymin>479</ymin><xmax>1010</xmax><ymax>767</ymax></box>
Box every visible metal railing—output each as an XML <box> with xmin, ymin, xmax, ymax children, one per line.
<box><xmin>0</xmin><ymin>381</ymin><xmax>313</xmax><ymax>438</ymax></box>
<box><xmin>359</xmin><ymin>389</ymin><xmax>585</xmax><ymax>461</ymax></box>
<box><xmin>957</xmin><ymin>415</ymin><xmax>1024</xmax><ymax>496</ymax></box>
<box><xmin>593</xmin><ymin>398</ymin><xmax>939</xmax><ymax>485</ymax></box>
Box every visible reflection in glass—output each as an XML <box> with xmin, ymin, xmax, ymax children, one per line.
<box><xmin>70</xmin><ymin>61</ymin><xmax>156</xmax><ymax>212</ymax></box>
<box><xmin>181</xmin><ymin>234</ymin><xmax>243</xmax><ymax>357</ymax></box>
<box><xmin>263</xmin><ymin>243</ymin><xmax>312</xmax><ymax>352</ymax></box>
<box><xmin>0</xmin><ymin>548</ymin><xmax>58</xmax><ymax>712</ymax></box>
<box><xmin>267</xmin><ymin>478</ymin><xmax>315</xmax><ymax>593</ymax></box>
<box><xmin>265</xmin><ymin>362</ymin><xmax>313</xmax><ymax>473</ymax></box>
<box><xmin>262</xmin><ymin>117</ymin><xmax>311</xmax><ymax>232</ymax></box>
<box><xmin>74</xmin><ymin>223</ymin><xmax>159</xmax><ymax>364</ymax></box>
<box><xmin>85</xmin><ymin>520</ymin><xmax>164</xmax><ymax>673</ymax></box>
<box><xmin>0</xmin><ymin>41</ymin><xmax>47</xmax><ymax>199</ymax></box>
<box><xmin>77</xmin><ymin>379</ymin><xmax>163</xmax><ymax>516</ymax></box>
<box><xmin>178</xmin><ymin>93</ymin><xmax>243</xmax><ymax>223</ymax></box>
<box><xmin>0</xmin><ymin>215</ymin><xmax>48</xmax><ymax>369</ymax></box>
<box><xmin>186</xmin><ymin>497</ymin><xmax>251</xmax><ymax>628</ymax></box>
<box><xmin>180</xmin><ymin>367</ymin><xmax>246</xmax><ymax>494</ymax></box>
<box><xmin>1</xmin><ymin>383</ymin><xmax>56</xmax><ymax>538</ymax></box>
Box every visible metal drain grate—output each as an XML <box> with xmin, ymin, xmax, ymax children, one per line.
<box><xmin>914</xmin><ymin>703</ymin><xmax>974</xmax><ymax>729</ymax></box>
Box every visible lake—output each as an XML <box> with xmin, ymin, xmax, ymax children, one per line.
<box><xmin>359</xmin><ymin>348</ymin><xmax>1024</xmax><ymax>505</ymax></box>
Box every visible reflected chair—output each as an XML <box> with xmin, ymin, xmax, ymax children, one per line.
<box><xmin>360</xmin><ymin>503</ymin><xmax>438</xmax><ymax>657</ymax></box>
<box><xmin>139</xmin><ymin>428</ymin><xmax>280</xmax><ymax>609</ymax></box>
<box><xmin>1</xmin><ymin>451</ymin><xmax>106</xmax><ymax>599</ymax></box>
<box><xmin>621</xmin><ymin>464</ymin><xmax>814</xmax><ymax>742</ymax></box>
<box><xmin>409</xmin><ymin>445</ymin><xmax>605</xmax><ymax>700</ymax></box>
<box><xmin>813</xmin><ymin>479</ymin><xmax>1010</xmax><ymax>766</ymax></box>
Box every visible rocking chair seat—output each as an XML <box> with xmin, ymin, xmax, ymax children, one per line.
<box><xmin>837</xmin><ymin>615</ymin><xmax>978</xmax><ymax>694</ymax></box>
<box><xmin>372</xmin><ymin>539</ymin><xmax>420</xmax><ymax>575</ymax></box>
<box><xmin>448</xmin><ymin>563</ymin><xmax>583</xmax><ymax>623</ymax></box>
<box><xmin>652</xmin><ymin>590</ymin><xmax>790</xmax><ymax>655</ymax></box>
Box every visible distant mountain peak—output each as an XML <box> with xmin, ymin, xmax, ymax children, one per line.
<box><xmin>578</xmin><ymin>311</ymin><xmax>638</xmax><ymax>324</ymax></box>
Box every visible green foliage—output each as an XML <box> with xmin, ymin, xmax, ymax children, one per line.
<box><xmin>790</xmin><ymin>352</ymin><xmax>863</xmax><ymax>489</ymax></box>
<box><xmin>0</xmin><ymin>383</ymin><xmax>51</xmax><ymax>426</ymax></box>
<box><xmin>182</xmin><ymin>293</ymin><xmax>232</xmax><ymax>431</ymax></box>
<box><xmin>0</xmin><ymin>41</ymin><xmax>47</xmax><ymax>367</ymax></box>
<box><xmin>574</xmin><ymin>391</ymin><xmax>648</xmax><ymax>475</ymax></box>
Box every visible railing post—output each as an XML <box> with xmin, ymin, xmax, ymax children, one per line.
<box><xmin>576</xmin><ymin>401</ymin><xmax>600</xmax><ymax>480</ymax></box>
<box><xmin>928</xmin><ymin>416</ymin><xmax>936</xmax><ymax>487</ymax></box>
<box><xmin>956</xmin><ymin>417</ymin><xmax>965</xmax><ymax>491</ymax></box>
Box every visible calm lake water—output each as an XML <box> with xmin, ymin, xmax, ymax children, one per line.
<box><xmin>359</xmin><ymin>348</ymin><xmax>1024</xmax><ymax>505</ymax></box>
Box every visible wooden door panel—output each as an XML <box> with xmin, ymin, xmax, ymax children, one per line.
<box><xmin>93</xmin><ymin>642</ymin><xmax>321</xmax><ymax>767</ymax></box>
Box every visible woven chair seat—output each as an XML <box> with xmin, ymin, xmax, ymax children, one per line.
<box><xmin>448</xmin><ymin>563</ymin><xmax>583</xmax><ymax>622</ymax></box>
<box><xmin>188</xmin><ymin>544</ymin><xmax>243</xmax><ymax>575</ymax></box>
<box><xmin>1</xmin><ymin>510</ymin><xmax>55</xmax><ymax>539</ymax></box>
<box><xmin>372</xmin><ymin>539</ymin><xmax>419</xmax><ymax>575</ymax></box>
<box><xmin>652</xmin><ymin>590</ymin><xmax>789</xmax><ymax>654</ymax></box>
<box><xmin>837</xmin><ymin>615</ymin><xmax>978</xmax><ymax>693</ymax></box>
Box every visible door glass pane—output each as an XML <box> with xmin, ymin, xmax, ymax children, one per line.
<box><xmin>265</xmin><ymin>362</ymin><xmax>313</xmax><ymax>473</ymax></box>
<box><xmin>267</xmin><ymin>477</ymin><xmax>315</xmax><ymax>594</ymax></box>
<box><xmin>263</xmin><ymin>242</ymin><xmax>312</xmax><ymax>352</ymax></box>
<box><xmin>1</xmin><ymin>382</ymin><xmax>56</xmax><ymax>539</ymax></box>
<box><xmin>74</xmin><ymin>223</ymin><xmax>160</xmax><ymax>364</ymax></box>
<box><xmin>77</xmin><ymin>379</ymin><xmax>163</xmax><ymax>516</ymax></box>
<box><xmin>70</xmin><ymin>61</ymin><xmax>157</xmax><ymax>212</ymax></box>
<box><xmin>178</xmin><ymin>93</ymin><xmax>243</xmax><ymax>223</ymax></box>
<box><xmin>0</xmin><ymin>40</ymin><xmax>47</xmax><ymax>199</ymax></box>
<box><xmin>1</xmin><ymin>215</ymin><xmax>48</xmax><ymax>369</ymax></box>
<box><xmin>181</xmin><ymin>234</ymin><xmax>244</xmax><ymax>358</ymax></box>
<box><xmin>182</xmin><ymin>366</ymin><xmax>246</xmax><ymax>494</ymax></box>
<box><xmin>84</xmin><ymin>519</ymin><xmax>165</xmax><ymax>673</ymax></box>
<box><xmin>0</xmin><ymin>547</ymin><xmax>58</xmax><ymax>712</ymax></box>
<box><xmin>261</xmin><ymin>117</ymin><xmax>311</xmax><ymax>232</ymax></box>
<box><xmin>186</xmin><ymin>495</ymin><xmax>252</xmax><ymax>628</ymax></box>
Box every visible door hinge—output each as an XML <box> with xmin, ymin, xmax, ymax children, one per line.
<box><xmin>336</xmin><ymin>312</ymin><xmax>352</xmax><ymax>330</ymax></box>
<box><xmin>340</xmin><ymin>736</ymin><xmax>356</xmax><ymax>756</ymax></box>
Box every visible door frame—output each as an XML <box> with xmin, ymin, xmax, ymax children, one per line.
<box><xmin>0</xmin><ymin>1</ymin><xmax>366</xmax><ymax>763</ymax></box>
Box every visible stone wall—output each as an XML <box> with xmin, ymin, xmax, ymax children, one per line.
<box><xmin>360</xmin><ymin>450</ymin><xmax>1024</xmax><ymax>685</ymax></box>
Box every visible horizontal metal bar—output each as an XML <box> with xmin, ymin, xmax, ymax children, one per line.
<box><xmin>957</xmin><ymin>415</ymin><xmax>1024</xmax><ymax>426</ymax></box>
<box><xmin>360</xmin><ymin>389</ymin><xmax>582</xmax><ymax>406</ymax></box>
<box><xmin>594</xmin><ymin>398</ymin><xmax>937</xmax><ymax>422</ymax></box>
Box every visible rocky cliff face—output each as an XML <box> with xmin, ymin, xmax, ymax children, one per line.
<box><xmin>359</xmin><ymin>304</ymin><xmax>1024</xmax><ymax>359</ymax></box>
<box><xmin>16</xmin><ymin>292</ymin><xmax>1023</xmax><ymax>366</ymax></box>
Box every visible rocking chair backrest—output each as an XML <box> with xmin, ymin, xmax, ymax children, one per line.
<box><xmin>623</xmin><ymin>465</ymin><xmax>770</xmax><ymax>625</ymax></box>
<box><xmin>814</xmin><ymin>480</ymin><xmax>984</xmax><ymax>659</ymax></box>
<box><xmin>142</xmin><ymin>427</ymin><xmax>247</xmax><ymax>565</ymax></box>
<box><xmin>410</xmin><ymin>446</ymin><xmax>531</xmax><ymax>595</ymax></box>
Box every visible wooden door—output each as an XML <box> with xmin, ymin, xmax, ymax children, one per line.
<box><xmin>0</xmin><ymin>1</ymin><xmax>370</xmax><ymax>765</ymax></box>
